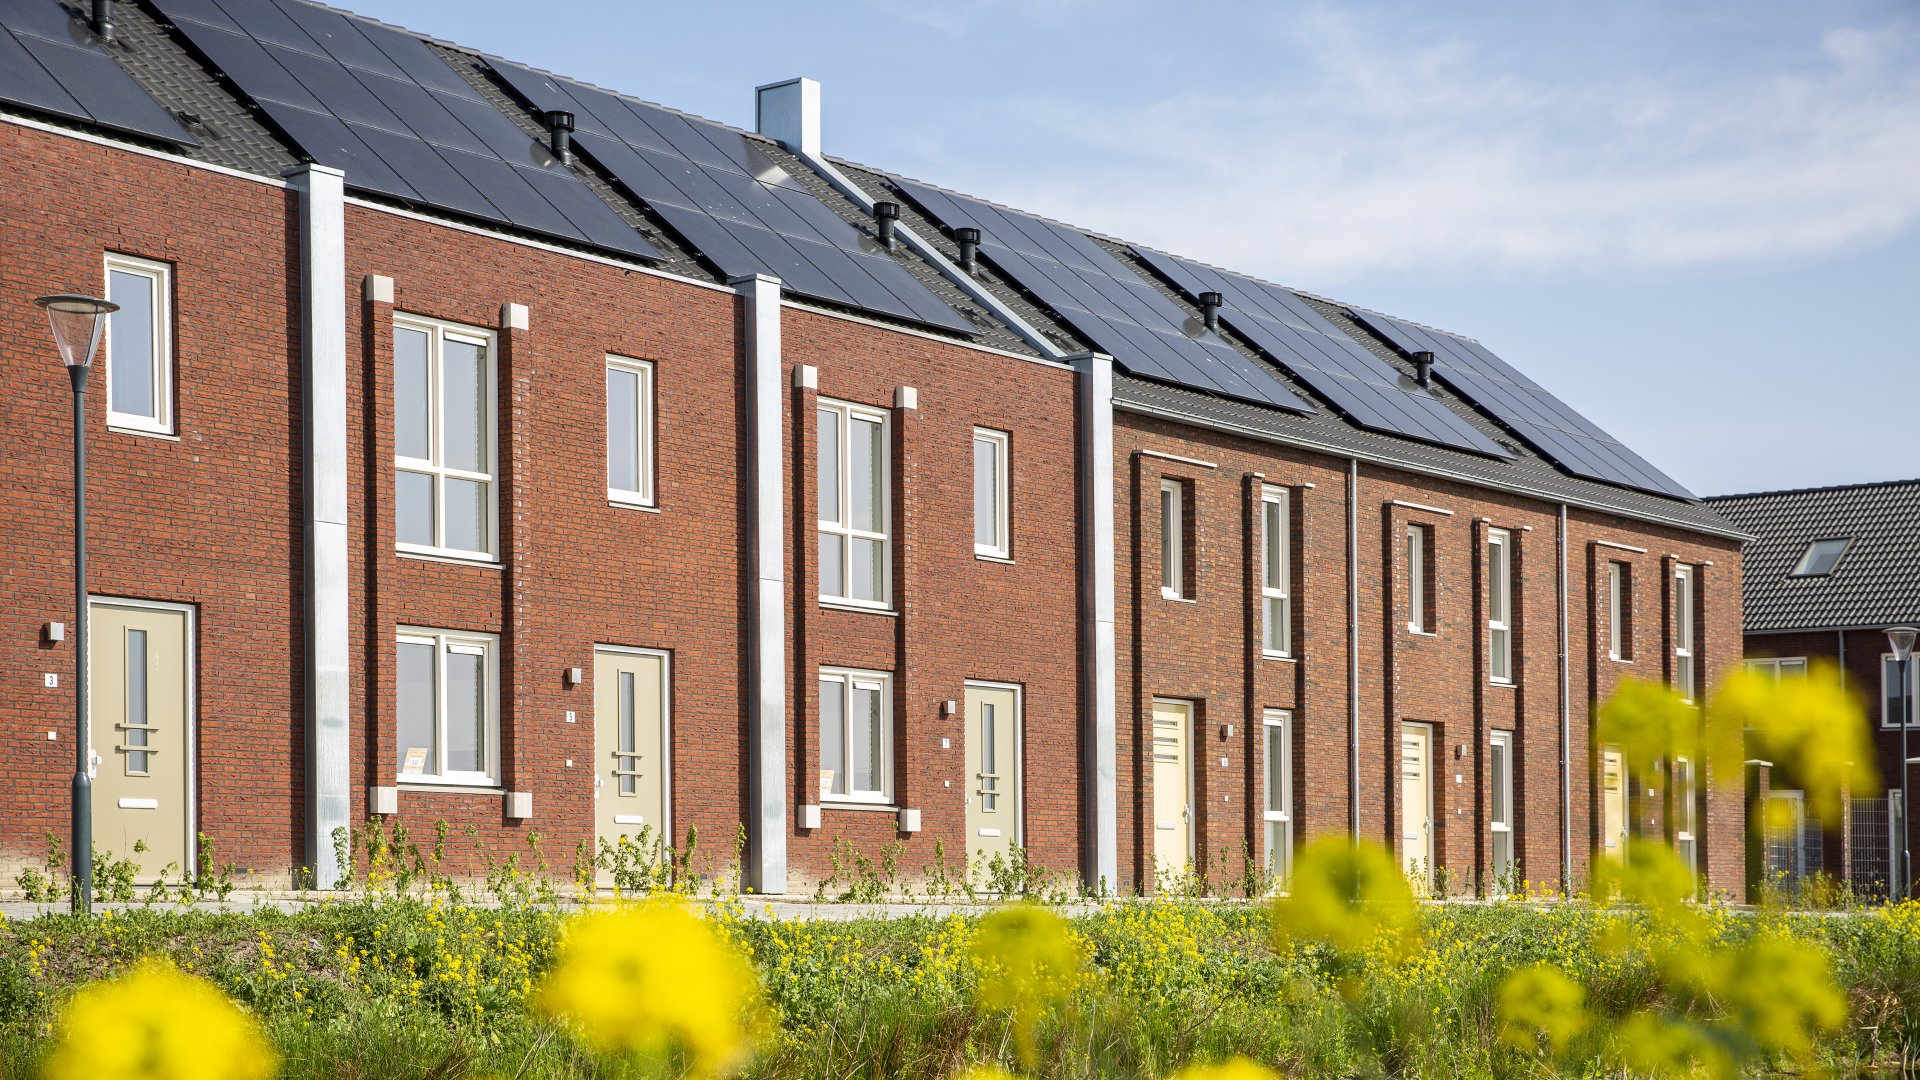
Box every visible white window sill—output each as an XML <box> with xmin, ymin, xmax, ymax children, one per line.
<box><xmin>397</xmin><ymin>781</ymin><xmax>502</xmax><ymax>795</ymax></box>
<box><xmin>820</xmin><ymin>600</ymin><xmax>898</xmax><ymax>617</ymax></box>
<box><xmin>107</xmin><ymin>424</ymin><xmax>179</xmax><ymax>441</ymax></box>
<box><xmin>1408</xmin><ymin>629</ymin><xmax>1437</xmax><ymax>638</ymax></box>
<box><xmin>820</xmin><ymin>800</ymin><xmax>898</xmax><ymax>813</ymax></box>
<box><xmin>397</xmin><ymin>548</ymin><xmax>502</xmax><ymax>570</ymax></box>
<box><xmin>1609</xmin><ymin>657</ymin><xmax>1634</xmax><ymax>664</ymax></box>
<box><xmin>608</xmin><ymin>497</ymin><xmax>660</xmax><ymax>514</ymax></box>
<box><xmin>1263</xmin><ymin>652</ymin><xmax>1296</xmax><ymax>663</ymax></box>
<box><xmin>1490</xmin><ymin>679</ymin><xmax>1516</xmax><ymax>689</ymax></box>
<box><xmin>1161</xmin><ymin>595</ymin><xmax>1197</xmax><ymax>605</ymax></box>
<box><xmin>975</xmin><ymin>553</ymin><xmax>1015</xmax><ymax>565</ymax></box>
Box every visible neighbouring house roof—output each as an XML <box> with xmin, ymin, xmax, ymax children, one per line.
<box><xmin>1705</xmin><ymin>479</ymin><xmax>1920</xmax><ymax>633</ymax></box>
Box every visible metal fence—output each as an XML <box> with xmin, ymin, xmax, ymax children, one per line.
<box><xmin>1851</xmin><ymin>796</ymin><xmax>1892</xmax><ymax>900</ymax></box>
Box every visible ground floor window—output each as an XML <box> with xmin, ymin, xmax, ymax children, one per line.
<box><xmin>396</xmin><ymin>629</ymin><xmax>499</xmax><ymax>785</ymax></box>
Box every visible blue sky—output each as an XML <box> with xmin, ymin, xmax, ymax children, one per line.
<box><xmin>360</xmin><ymin>0</ymin><xmax>1919</xmax><ymax>497</ymax></box>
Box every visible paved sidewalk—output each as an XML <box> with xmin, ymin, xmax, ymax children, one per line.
<box><xmin>0</xmin><ymin>893</ymin><xmax>1114</xmax><ymax>921</ymax></box>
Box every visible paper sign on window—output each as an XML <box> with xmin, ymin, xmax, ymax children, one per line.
<box><xmin>402</xmin><ymin>747</ymin><xmax>428</xmax><ymax>776</ymax></box>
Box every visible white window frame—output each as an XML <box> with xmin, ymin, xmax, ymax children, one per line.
<box><xmin>103</xmin><ymin>253</ymin><xmax>174</xmax><ymax>435</ymax></box>
<box><xmin>393</xmin><ymin>315</ymin><xmax>498</xmax><ymax>561</ymax></box>
<box><xmin>1789</xmin><ymin>537</ymin><xmax>1850</xmax><ymax>577</ymax></box>
<box><xmin>1160</xmin><ymin>479</ymin><xmax>1186</xmax><ymax>599</ymax></box>
<box><xmin>818</xmin><ymin>667</ymin><xmax>893</xmax><ymax>805</ymax></box>
<box><xmin>1745</xmin><ymin>656</ymin><xmax>1807</xmax><ymax>680</ymax></box>
<box><xmin>394</xmin><ymin>628</ymin><xmax>500</xmax><ymax>787</ymax></box>
<box><xmin>1262</xmin><ymin>710</ymin><xmax>1293</xmax><ymax>885</ymax></box>
<box><xmin>817</xmin><ymin>398</ymin><xmax>892</xmax><ymax>609</ymax></box>
<box><xmin>1261</xmin><ymin>486</ymin><xmax>1291</xmax><ymax>657</ymax></box>
<box><xmin>1608</xmin><ymin>562</ymin><xmax>1630</xmax><ymax>661</ymax></box>
<box><xmin>972</xmin><ymin>427</ymin><xmax>1010</xmax><ymax>559</ymax></box>
<box><xmin>1407</xmin><ymin>523</ymin><xmax>1429</xmax><ymax>633</ymax></box>
<box><xmin>1882</xmin><ymin>653</ymin><xmax>1920</xmax><ymax>729</ymax></box>
<box><xmin>1673</xmin><ymin>754</ymin><xmax>1698</xmax><ymax>879</ymax></box>
<box><xmin>605</xmin><ymin>355</ymin><xmax>655</xmax><ymax>507</ymax></box>
<box><xmin>1488</xmin><ymin>528</ymin><xmax>1512</xmax><ymax>683</ymax></box>
<box><xmin>1489</xmin><ymin>730</ymin><xmax>1514</xmax><ymax>892</ymax></box>
<box><xmin>1673</xmin><ymin>565</ymin><xmax>1695</xmax><ymax>701</ymax></box>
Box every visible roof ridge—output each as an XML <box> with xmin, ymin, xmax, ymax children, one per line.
<box><xmin>1704</xmin><ymin>477</ymin><xmax>1920</xmax><ymax>502</ymax></box>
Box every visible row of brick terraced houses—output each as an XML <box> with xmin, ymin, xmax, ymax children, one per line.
<box><xmin>0</xmin><ymin>0</ymin><xmax>1749</xmax><ymax>897</ymax></box>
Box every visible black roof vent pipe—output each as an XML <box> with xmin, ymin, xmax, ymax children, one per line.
<box><xmin>873</xmin><ymin>200</ymin><xmax>899</xmax><ymax>250</ymax></box>
<box><xmin>1197</xmin><ymin>291</ymin><xmax>1223</xmax><ymax>333</ymax></box>
<box><xmin>544</xmin><ymin>110</ymin><xmax>575</xmax><ymax>167</ymax></box>
<box><xmin>92</xmin><ymin>0</ymin><xmax>116</xmax><ymax>43</ymax></box>
<box><xmin>1412</xmin><ymin>350</ymin><xmax>1435</xmax><ymax>388</ymax></box>
<box><xmin>954</xmin><ymin>227</ymin><xmax>981</xmax><ymax>275</ymax></box>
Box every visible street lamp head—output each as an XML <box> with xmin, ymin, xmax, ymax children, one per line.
<box><xmin>32</xmin><ymin>294</ymin><xmax>118</xmax><ymax>371</ymax></box>
<box><xmin>1887</xmin><ymin>626</ymin><xmax>1919</xmax><ymax>662</ymax></box>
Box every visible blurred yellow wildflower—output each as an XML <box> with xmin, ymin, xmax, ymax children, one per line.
<box><xmin>1712</xmin><ymin>934</ymin><xmax>1847</xmax><ymax>1068</ymax></box>
<box><xmin>970</xmin><ymin>904</ymin><xmax>1085</xmax><ymax>1066</ymax></box>
<box><xmin>533</xmin><ymin>899</ymin><xmax>760</xmax><ymax>1076</ymax></box>
<box><xmin>1591</xmin><ymin>841</ymin><xmax>1701</xmax><ymax>923</ymax></box>
<box><xmin>1597</xmin><ymin>677</ymin><xmax>1699</xmax><ymax>775</ymax></box>
<box><xmin>1614</xmin><ymin>1011</ymin><xmax>1726</xmax><ymax>1078</ymax></box>
<box><xmin>1495</xmin><ymin>963</ymin><xmax>1589</xmax><ymax>1058</ymax></box>
<box><xmin>1163</xmin><ymin>1056</ymin><xmax>1283</xmax><ymax>1080</ymax></box>
<box><xmin>949</xmin><ymin>1068</ymin><xmax>1020</xmax><ymax>1080</ymax></box>
<box><xmin>1708</xmin><ymin>661</ymin><xmax>1876</xmax><ymax>820</ymax></box>
<box><xmin>42</xmin><ymin>956</ymin><xmax>277</xmax><ymax>1080</ymax></box>
<box><xmin>1271</xmin><ymin>837</ymin><xmax>1419</xmax><ymax>959</ymax></box>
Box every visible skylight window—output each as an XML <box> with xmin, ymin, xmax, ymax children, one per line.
<box><xmin>1789</xmin><ymin>537</ymin><xmax>1851</xmax><ymax>578</ymax></box>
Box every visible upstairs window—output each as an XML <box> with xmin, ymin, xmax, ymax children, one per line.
<box><xmin>606</xmin><ymin>356</ymin><xmax>655</xmax><ymax>506</ymax></box>
<box><xmin>1883</xmin><ymin>654</ymin><xmax>1920</xmax><ymax>729</ymax></box>
<box><xmin>104</xmin><ymin>254</ymin><xmax>174</xmax><ymax>435</ymax></box>
<box><xmin>1673</xmin><ymin>565</ymin><xmax>1696</xmax><ymax>701</ymax></box>
<box><xmin>818</xmin><ymin>399</ymin><xmax>890</xmax><ymax>607</ymax></box>
<box><xmin>1261</xmin><ymin>486</ymin><xmax>1291</xmax><ymax>656</ymax></box>
<box><xmin>1160</xmin><ymin>479</ymin><xmax>1188</xmax><ymax>599</ymax></box>
<box><xmin>1745</xmin><ymin>656</ymin><xmax>1807</xmax><ymax>681</ymax></box>
<box><xmin>1407</xmin><ymin>524</ymin><xmax>1432</xmax><ymax>633</ymax></box>
<box><xmin>1789</xmin><ymin>537</ymin><xmax>1850</xmax><ymax>578</ymax></box>
<box><xmin>1608</xmin><ymin>562</ymin><xmax>1633</xmax><ymax>661</ymax></box>
<box><xmin>1488</xmin><ymin>529</ymin><xmax>1512</xmax><ymax>682</ymax></box>
<box><xmin>973</xmin><ymin>428</ymin><xmax>1009</xmax><ymax>558</ymax></box>
<box><xmin>394</xmin><ymin>317</ymin><xmax>496</xmax><ymax>560</ymax></box>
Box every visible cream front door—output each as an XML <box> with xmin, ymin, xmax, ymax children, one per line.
<box><xmin>1400</xmin><ymin>722</ymin><xmax>1433</xmax><ymax>889</ymax></box>
<box><xmin>593</xmin><ymin>648</ymin><xmax>668</xmax><ymax>868</ymax></box>
<box><xmin>91</xmin><ymin>600</ymin><xmax>192</xmax><ymax>882</ymax></box>
<box><xmin>964</xmin><ymin>682</ymin><xmax>1021</xmax><ymax>870</ymax></box>
<box><xmin>1600</xmin><ymin>748</ymin><xmax>1628</xmax><ymax>862</ymax></box>
<box><xmin>1151</xmin><ymin>699</ymin><xmax>1193</xmax><ymax>887</ymax></box>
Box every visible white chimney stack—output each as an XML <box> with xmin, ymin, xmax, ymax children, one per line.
<box><xmin>755</xmin><ymin>77</ymin><xmax>821</xmax><ymax>158</ymax></box>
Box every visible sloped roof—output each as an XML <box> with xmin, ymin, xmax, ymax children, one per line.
<box><xmin>1705</xmin><ymin>480</ymin><xmax>1920</xmax><ymax>632</ymax></box>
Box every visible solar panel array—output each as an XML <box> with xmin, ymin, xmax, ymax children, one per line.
<box><xmin>1350</xmin><ymin>310</ymin><xmax>1693</xmax><ymax>498</ymax></box>
<box><xmin>1133</xmin><ymin>248</ymin><xmax>1511</xmax><ymax>458</ymax></box>
<box><xmin>490</xmin><ymin>62</ymin><xmax>972</xmax><ymax>334</ymax></box>
<box><xmin>147</xmin><ymin>0</ymin><xmax>659</xmax><ymax>260</ymax></box>
<box><xmin>893</xmin><ymin>179</ymin><xmax>1313</xmax><ymax>412</ymax></box>
<box><xmin>0</xmin><ymin>0</ymin><xmax>197</xmax><ymax>145</ymax></box>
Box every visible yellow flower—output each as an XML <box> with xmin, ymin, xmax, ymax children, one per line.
<box><xmin>533</xmin><ymin>900</ymin><xmax>760</xmax><ymax>1076</ymax></box>
<box><xmin>1271</xmin><ymin>838</ymin><xmax>1419</xmax><ymax>958</ymax></box>
<box><xmin>1712</xmin><ymin>934</ymin><xmax>1847</xmax><ymax>1067</ymax></box>
<box><xmin>1163</xmin><ymin>1057</ymin><xmax>1283</xmax><ymax>1080</ymax></box>
<box><xmin>949</xmin><ymin>1069</ymin><xmax>1021</xmax><ymax>1080</ymax></box>
<box><xmin>41</xmin><ymin>957</ymin><xmax>278</xmax><ymax>1080</ymax></box>
<box><xmin>970</xmin><ymin>904</ymin><xmax>1085</xmax><ymax>1066</ymax></box>
<box><xmin>1708</xmin><ymin>661</ymin><xmax>1876</xmax><ymax>820</ymax></box>
<box><xmin>1597</xmin><ymin>677</ymin><xmax>1699</xmax><ymax>775</ymax></box>
<box><xmin>1495</xmin><ymin>964</ymin><xmax>1589</xmax><ymax>1058</ymax></box>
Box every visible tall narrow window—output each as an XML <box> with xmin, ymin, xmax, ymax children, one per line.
<box><xmin>1407</xmin><ymin>524</ymin><xmax>1430</xmax><ymax>633</ymax></box>
<box><xmin>104</xmin><ymin>254</ymin><xmax>173</xmax><ymax>434</ymax></box>
<box><xmin>606</xmin><ymin>356</ymin><xmax>655</xmax><ymax>506</ymax></box>
<box><xmin>1160</xmin><ymin>479</ymin><xmax>1186</xmax><ymax>599</ymax></box>
<box><xmin>1261</xmin><ymin>486</ymin><xmax>1291</xmax><ymax>656</ymax></box>
<box><xmin>817</xmin><ymin>400</ymin><xmax>890</xmax><ymax>607</ymax></box>
<box><xmin>1883</xmin><ymin>654</ymin><xmax>1920</xmax><ymax>728</ymax></box>
<box><xmin>1488</xmin><ymin>529</ymin><xmax>1512</xmax><ymax>682</ymax></box>
<box><xmin>819</xmin><ymin>668</ymin><xmax>892</xmax><ymax>804</ymax></box>
<box><xmin>1673</xmin><ymin>756</ymin><xmax>1698</xmax><ymax>879</ymax></box>
<box><xmin>1608</xmin><ymin>562</ymin><xmax>1632</xmax><ymax>660</ymax></box>
<box><xmin>973</xmin><ymin>428</ymin><xmax>1009</xmax><ymax>558</ymax></box>
<box><xmin>394</xmin><ymin>317</ymin><xmax>496</xmax><ymax>559</ymax></box>
<box><xmin>1263</xmin><ymin>710</ymin><xmax>1292</xmax><ymax>884</ymax></box>
<box><xmin>1673</xmin><ymin>565</ymin><xmax>1696</xmax><ymax>701</ymax></box>
<box><xmin>1489</xmin><ymin>730</ymin><xmax>1514</xmax><ymax>892</ymax></box>
<box><xmin>395</xmin><ymin>629</ymin><xmax>498</xmax><ymax>785</ymax></box>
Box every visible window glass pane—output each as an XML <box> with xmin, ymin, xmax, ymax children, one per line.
<box><xmin>394</xmin><ymin>327</ymin><xmax>431</xmax><ymax>460</ymax></box>
<box><xmin>817</xmin><ymin>408</ymin><xmax>840</xmax><ymax>523</ymax></box>
<box><xmin>1491</xmin><ymin>740</ymin><xmax>1509</xmax><ymax>824</ymax></box>
<box><xmin>1492</xmin><ymin>628</ymin><xmax>1510</xmax><ymax>680</ymax></box>
<box><xmin>1489</xmin><ymin>541</ymin><xmax>1506</xmax><ymax>619</ymax></box>
<box><xmin>980</xmin><ymin>702</ymin><xmax>997</xmax><ymax>811</ymax></box>
<box><xmin>852</xmin><ymin>683</ymin><xmax>882</xmax><ymax>794</ymax></box>
<box><xmin>108</xmin><ymin>269</ymin><xmax>156</xmax><ymax>418</ymax></box>
<box><xmin>441</xmin><ymin>337</ymin><xmax>488</xmax><ymax>473</ymax></box>
<box><xmin>1266</xmin><ymin>726</ymin><xmax>1285</xmax><ymax>813</ymax></box>
<box><xmin>125</xmin><ymin>628</ymin><xmax>149</xmax><ymax>773</ymax></box>
<box><xmin>618</xmin><ymin>671</ymin><xmax>636</xmax><ymax>796</ymax></box>
<box><xmin>974</xmin><ymin>436</ymin><xmax>999</xmax><ymax>549</ymax></box>
<box><xmin>819</xmin><ymin>532</ymin><xmax>844</xmax><ymax>598</ymax></box>
<box><xmin>1264</xmin><ymin>501</ymin><xmax>1283</xmax><ymax>590</ymax></box>
<box><xmin>1161</xmin><ymin>486</ymin><xmax>1180</xmax><ymax>594</ymax></box>
<box><xmin>396</xmin><ymin>641</ymin><xmax>436</xmax><ymax>774</ymax></box>
<box><xmin>445</xmin><ymin>648</ymin><xmax>485</xmax><ymax>774</ymax></box>
<box><xmin>444</xmin><ymin>477</ymin><xmax>487</xmax><ymax>553</ymax></box>
<box><xmin>607</xmin><ymin>366</ymin><xmax>640</xmax><ymax>493</ymax></box>
<box><xmin>1888</xmin><ymin>657</ymin><xmax>1909</xmax><ymax>726</ymax></box>
<box><xmin>819</xmin><ymin>680</ymin><xmax>845</xmax><ymax>796</ymax></box>
<box><xmin>850</xmin><ymin>416</ymin><xmax>882</xmax><ymax>533</ymax></box>
<box><xmin>1265</xmin><ymin>596</ymin><xmax>1285</xmax><ymax>653</ymax></box>
<box><xmin>1266</xmin><ymin>821</ymin><xmax>1287</xmax><ymax>876</ymax></box>
<box><xmin>396</xmin><ymin>470</ymin><xmax>434</xmax><ymax>546</ymax></box>
<box><xmin>851</xmin><ymin>537</ymin><xmax>884</xmax><ymax>602</ymax></box>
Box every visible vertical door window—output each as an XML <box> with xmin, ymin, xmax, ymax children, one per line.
<box><xmin>616</xmin><ymin>671</ymin><xmax>638</xmax><ymax>796</ymax></box>
<box><xmin>1673</xmin><ymin>756</ymin><xmax>1698</xmax><ymax>879</ymax></box>
<box><xmin>978</xmin><ymin>702</ymin><xmax>1000</xmax><ymax>811</ymax></box>
<box><xmin>819</xmin><ymin>669</ymin><xmax>891</xmax><ymax>803</ymax></box>
<box><xmin>1160</xmin><ymin>479</ymin><xmax>1186</xmax><ymax>599</ymax></box>
<box><xmin>1263</xmin><ymin>710</ymin><xmax>1292</xmax><ymax>883</ymax></box>
<box><xmin>122</xmin><ymin>629</ymin><xmax>151</xmax><ymax>775</ymax></box>
<box><xmin>1490</xmin><ymin>731</ymin><xmax>1513</xmax><ymax>891</ymax></box>
<box><xmin>1673</xmin><ymin>566</ymin><xmax>1696</xmax><ymax>701</ymax></box>
<box><xmin>606</xmin><ymin>356</ymin><xmax>655</xmax><ymax>506</ymax></box>
<box><xmin>394</xmin><ymin>318</ymin><xmax>496</xmax><ymax>558</ymax></box>
<box><xmin>1608</xmin><ymin>562</ymin><xmax>1632</xmax><ymax>660</ymax></box>
<box><xmin>104</xmin><ymin>254</ymin><xmax>174</xmax><ymax>434</ymax></box>
<box><xmin>818</xmin><ymin>400</ymin><xmax>890</xmax><ymax>606</ymax></box>
<box><xmin>973</xmin><ymin>428</ymin><xmax>1009</xmax><ymax>558</ymax></box>
<box><xmin>1488</xmin><ymin>529</ymin><xmax>1512</xmax><ymax>682</ymax></box>
<box><xmin>394</xmin><ymin>630</ymin><xmax>498</xmax><ymax>785</ymax></box>
<box><xmin>1407</xmin><ymin>524</ymin><xmax>1430</xmax><ymax>632</ymax></box>
<box><xmin>1261</xmin><ymin>486</ymin><xmax>1291</xmax><ymax>656</ymax></box>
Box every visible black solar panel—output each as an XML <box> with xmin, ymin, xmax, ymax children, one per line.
<box><xmin>147</xmin><ymin>0</ymin><xmax>658</xmax><ymax>261</ymax></box>
<box><xmin>893</xmin><ymin>180</ymin><xmax>1312</xmax><ymax>412</ymax></box>
<box><xmin>0</xmin><ymin>0</ymin><xmax>197</xmax><ymax>145</ymax></box>
<box><xmin>1350</xmin><ymin>309</ymin><xmax>1693</xmax><ymax>498</ymax></box>
<box><xmin>490</xmin><ymin>62</ymin><xmax>972</xmax><ymax>335</ymax></box>
<box><xmin>1134</xmin><ymin>248</ymin><xmax>1511</xmax><ymax>458</ymax></box>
